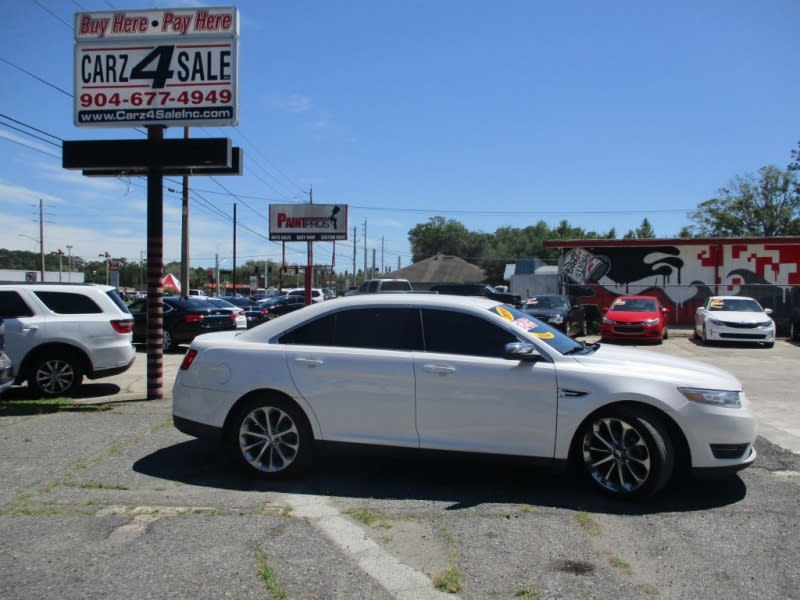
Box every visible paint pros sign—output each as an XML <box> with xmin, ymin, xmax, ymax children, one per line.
<box><xmin>74</xmin><ymin>7</ymin><xmax>239</xmax><ymax>127</ymax></box>
<box><xmin>269</xmin><ymin>204</ymin><xmax>349</xmax><ymax>241</ymax></box>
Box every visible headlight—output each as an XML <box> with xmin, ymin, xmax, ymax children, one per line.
<box><xmin>643</xmin><ymin>318</ymin><xmax>660</xmax><ymax>325</ymax></box>
<box><xmin>710</xmin><ymin>318</ymin><xmax>726</xmax><ymax>326</ymax></box>
<box><xmin>549</xmin><ymin>315</ymin><xmax>564</xmax><ymax>324</ymax></box>
<box><xmin>602</xmin><ymin>317</ymin><xmax>615</xmax><ymax>325</ymax></box>
<box><xmin>755</xmin><ymin>321</ymin><xmax>773</xmax><ymax>328</ymax></box>
<box><xmin>678</xmin><ymin>387</ymin><xmax>742</xmax><ymax>408</ymax></box>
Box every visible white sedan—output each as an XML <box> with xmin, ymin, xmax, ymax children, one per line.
<box><xmin>172</xmin><ymin>294</ymin><xmax>757</xmax><ymax>500</ymax></box>
<box><xmin>694</xmin><ymin>295</ymin><xmax>775</xmax><ymax>348</ymax></box>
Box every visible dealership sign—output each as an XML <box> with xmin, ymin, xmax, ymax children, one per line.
<box><xmin>269</xmin><ymin>204</ymin><xmax>349</xmax><ymax>241</ymax></box>
<box><xmin>74</xmin><ymin>6</ymin><xmax>239</xmax><ymax>127</ymax></box>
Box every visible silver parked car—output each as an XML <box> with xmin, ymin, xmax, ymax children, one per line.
<box><xmin>173</xmin><ymin>294</ymin><xmax>757</xmax><ymax>500</ymax></box>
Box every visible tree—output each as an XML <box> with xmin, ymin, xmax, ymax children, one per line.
<box><xmin>408</xmin><ymin>216</ymin><xmax>476</xmax><ymax>263</ymax></box>
<box><xmin>690</xmin><ymin>165</ymin><xmax>800</xmax><ymax>237</ymax></box>
<box><xmin>623</xmin><ymin>218</ymin><xmax>656</xmax><ymax>239</ymax></box>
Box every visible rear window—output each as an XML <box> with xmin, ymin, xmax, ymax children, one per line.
<box><xmin>380</xmin><ymin>281</ymin><xmax>411</xmax><ymax>291</ymax></box>
<box><xmin>106</xmin><ymin>290</ymin><xmax>131</xmax><ymax>314</ymax></box>
<box><xmin>34</xmin><ymin>291</ymin><xmax>102</xmax><ymax>314</ymax></box>
<box><xmin>0</xmin><ymin>291</ymin><xmax>34</xmax><ymax>318</ymax></box>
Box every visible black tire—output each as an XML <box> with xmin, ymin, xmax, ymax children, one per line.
<box><xmin>28</xmin><ymin>352</ymin><xmax>84</xmax><ymax>398</ymax></box>
<box><xmin>791</xmin><ymin>320</ymin><xmax>799</xmax><ymax>341</ymax></box>
<box><xmin>663</xmin><ymin>327</ymin><xmax>669</xmax><ymax>340</ymax></box>
<box><xmin>579</xmin><ymin>406</ymin><xmax>674</xmax><ymax>499</ymax></box>
<box><xmin>579</xmin><ymin>319</ymin><xmax>588</xmax><ymax>337</ymax></box>
<box><xmin>764</xmin><ymin>342</ymin><xmax>774</xmax><ymax>349</ymax></box>
<box><xmin>228</xmin><ymin>396</ymin><xmax>313</xmax><ymax>478</ymax></box>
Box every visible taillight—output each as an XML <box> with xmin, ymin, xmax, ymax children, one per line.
<box><xmin>111</xmin><ymin>318</ymin><xmax>134</xmax><ymax>334</ymax></box>
<box><xmin>259</xmin><ymin>309</ymin><xmax>268</xmax><ymax>317</ymax></box>
<box><xmin>184</xmin><ymin>314</ymin><xmax>205</xmax><ymax>323</ymax></box>
<box><xmin>180</xmin><ymin>349</ymin><xmax>198</xmax><ymax>370</ymax></box>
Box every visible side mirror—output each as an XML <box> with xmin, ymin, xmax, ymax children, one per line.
<box><xmin>504</xmin><ymin>342</ymin><xmax>541</xmax><ymax>362</ymax></box>
<box><xmin>765</xmin><ymin>308</ymin><xmax>773</xmax><ymax>315</ymax></box>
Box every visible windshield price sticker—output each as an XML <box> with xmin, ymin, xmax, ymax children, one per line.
<box><xmin>74</xmin><ymin>7</ymin><xmax>239</xmax><ymax>127</ymax></box>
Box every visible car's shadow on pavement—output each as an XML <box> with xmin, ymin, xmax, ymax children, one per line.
<box><xmin>133</xmin><ymin>437</ymin><xmax>749</xmax><ymax>516</ymax></box>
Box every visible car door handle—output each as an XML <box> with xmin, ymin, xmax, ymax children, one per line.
<box><xmin>423</xmin><ymin>364</ymin><xmax>456</xmax><ymax>375</ymax></box>
<box><xmin>21</xmin><ymin>326</ymin><xmax>38</xmax><ymax>334</ymax></box>
<box><xmin>295</xmin><ymin>357</ymin><xmax>324</xmax><ymax>367</ymax></box>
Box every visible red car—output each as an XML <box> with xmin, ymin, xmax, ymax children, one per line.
<box><xmin>600</xmin><ymin>295</ymin><xmax>669</xmax><ymax>344</ymax></box>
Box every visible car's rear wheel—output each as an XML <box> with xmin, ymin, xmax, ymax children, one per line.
<box><xmin>791</xmin><ymin>320</ymin><xmax>799</xmax><ymax>341</ymax></box>
<box><xmin>28</xmin><ymin>352</ymin><xmax>83</xmax><ymax>398</ymax></box>
<box><xmin>229</xmin><ymin>396</ymin><xmax>312</xmax><ymax>478</ymax></box>
<box><xmin>579</xmin><ymin>406</ymin><xmax>674</xmax><ymax>499</ymax></box>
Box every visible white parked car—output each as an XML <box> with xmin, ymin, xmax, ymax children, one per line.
<box><xmin>286</xmin><ymin>288</ymin><xmax>325</xmax><ymax>303</ymax></box>
<box><xmin>0</xmin><ymin>283</ymin><xmax>136</xmax><ymax>397</ymax></box>
<box><xmin>172</xmin><ymin>294</ymin><xmax>757</xmax><ymax>500</ymax></box>
<box><xmin>694</xmin><ymin>295</ymin><xmax>775</xmax><ymax>348</ymax></box>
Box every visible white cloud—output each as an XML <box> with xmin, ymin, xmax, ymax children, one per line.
<box><xmin>271</xmin><ymin>93</ymin><xmax>312</xmax><ymax>113</ymax></box>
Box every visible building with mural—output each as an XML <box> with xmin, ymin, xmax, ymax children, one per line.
<box><xmin>541</xmin><ymin>237</ymin><xmax>800</xmax><ymax>332</ymax></box>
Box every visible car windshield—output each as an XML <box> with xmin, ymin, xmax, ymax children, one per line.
<box><xmin>708</xmin><ymin>298</ymin><xmax>763</xmax><ymax>312</ymax></box>
<box><xmin>610</xmin><ymin>298</ymin><xmax>657</xmax><ymax>312</ymax></box>
<box><xmin>525</xmin><ymin>296</ymin><xmax>568</xmax><ymax>309</ymax></box>
<box><xmin>486</xmin><ymin>304</ymin><xmax>587</xmax><ymax>355</ymax></box>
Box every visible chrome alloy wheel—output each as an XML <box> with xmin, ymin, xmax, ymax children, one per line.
<box><xmin>35</xmin><ymin>359</ymin><xmax>77</xmax><ymax>396</ymax></box>
<box><xmin>582</xmin><ymin>417</ymin><xmax>652</xmax><ymax>494</ymax></box>
<box><xmin>238</xmin><ymin>405</ymin><xmax>301</xmax><ymax>473</ymax></box>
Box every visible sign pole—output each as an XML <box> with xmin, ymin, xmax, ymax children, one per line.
<box><xmin>146</xmin><ymin>125</ymin><xmax>165</xmax><ymax>400</ymax></box>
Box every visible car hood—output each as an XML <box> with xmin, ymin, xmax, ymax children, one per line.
<box><xmin>605</xmin><ymin>310</ymin><xmax>659</xmax><ymax>322</ymax></box>
<box><xmin>705</xmin><ymin>311</ymin><xmax>771</xmax><ymax>324</ymax></box>
<box><xmin>573</xmin><ymin>344</ymin><xmax>741</xmax><ymax>390</ymax></box>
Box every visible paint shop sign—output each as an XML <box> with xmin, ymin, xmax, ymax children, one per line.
<box><xmin>269</xmin><ymin>204</ymin><xmax>349</xmax><ymax>241</ymax></box>
<box><xmin>74</xmin><ymin>6</ymin><xmax>239</xmax><ymax>127</ymax></box>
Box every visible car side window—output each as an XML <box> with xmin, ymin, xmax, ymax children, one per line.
<box><xmin>333</xmin><ymin>308</ymin><xmax>422</xmax><ymax>350</ymax></box>
<box><xmin>421</xmin><ymin>309</ymin><xmax>519</xmax><ymax>358</ymax></box>
<box><xmin>33</xmin><ymin>291</ymin><xmax>102</xmax><ymax>314</ymax></box>
<box><xmin>0</xmin><ymin>291</ymin><xmax>34</xmax><ymax>318</ymax></box>
<box><xmin>279</xmin><ymin>308</ymin><xmax>422</xmax><ymax>351</ymax></box>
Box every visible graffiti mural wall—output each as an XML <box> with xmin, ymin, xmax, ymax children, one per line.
<box><xmin>547</xmin><ymin>238</ymin><xmax>800</xmax><ymax>330</ymax></box>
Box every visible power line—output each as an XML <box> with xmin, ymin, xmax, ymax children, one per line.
<box><xmin>0</xmin><ymin>57</ymin><xmax>72</xmax><ymax>97</ymax></box>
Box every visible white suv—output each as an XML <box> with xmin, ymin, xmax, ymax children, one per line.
<box><xmin>0</xmin><ymin>283</ymin><xmax>136</xmax><ymax>397</ymax></box>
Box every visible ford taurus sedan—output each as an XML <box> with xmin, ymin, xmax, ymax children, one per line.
<box><xmin>172</xmin><ymin>294</ymin><xmax>757</xmax><ymax>500</ymax></box>
<box><xmin>694</xmin><ymin>295</ymin><xmax>775</xmax><ymax>348</ymax></box>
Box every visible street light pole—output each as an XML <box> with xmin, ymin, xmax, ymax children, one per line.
<box><xmin>99</xmin><ymin>251</ymin><xmax>111</xmax><ymax>285</ymax></box>
<box><xmin>51</xmin><ymin>249</ymin><xmax>64</xmax><ymax>282</ymax></box>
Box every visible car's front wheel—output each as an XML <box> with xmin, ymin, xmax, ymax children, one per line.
<box><xmin>229</xmin><ymin>396</ymin><xmax>313</xmax><ymax>478</ymax></box>
<box><xmin>579</xmin><ymin>406</ymin><xmax>674</xmax><ymax>499</ymax></box>
<box><xmin>28</xmin><ymin>352</ymin><xmax>84</xmax><ymax>398</ymax></box>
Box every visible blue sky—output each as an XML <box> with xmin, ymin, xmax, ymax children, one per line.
<box><xmin>1</xmin><ymin>0</ymin><xmax>798</xmax><ymax>276</ymax></box>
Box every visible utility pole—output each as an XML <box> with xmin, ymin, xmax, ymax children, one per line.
<box><xmin>363</xmin><ymin>219</ymin><xmax>367</xmax><ymax>280</ymax></box>
<box><xmin>180</xmin><ymin>126</ymin><xmax>190</xmax><ymax>297</ymax></box>
<box><xmin>381</xmin><ymin>236</ymin><xmax>384</xmax><ymax>273</ymax></box>
<box><xmin>232</xmin><ymin>203</ymin><xmax>237</xmax><ymax>295</ymax></box>
<box><xmin>66</xmin><ymin>245</ymin><xmax>73</xmax><ymax>282</ymax></box>
<box><xmin>39</xmin><ymin>199</ymin><xmax>45</xmax><ymax>281</ymax></box>
<box><xmin>352</xmin><ymin>225</ymin><xmax>357</xmax><ymax>284</ymax></box>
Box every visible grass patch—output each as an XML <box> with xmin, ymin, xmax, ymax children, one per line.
<box><xmin>0</xmin><ymin>397</ymin><xmax>113</xmax><ymax>416</ymax></box>
<box><xmin>254</xmin><ymin>548</ymin><xmax>288</xmax><ymax>600</ymax></box>
<box><xmin>575</xmin><ymin>511</ymin><xmax>601</xmax><ymax>536</ymax></box>
<box><xmin>344</xmin><ymin>507</ymin><xmax>392</xmax><ymax>528</ymax></box>
<box><xmin>77</xmin><ymin>481</ymin><xmax>129</xmax><ymax>490</ymax></box>
<box><xmin>515</xmin><ymin>588</ymin><xmax>538</xmax><ymax>598</ymax></box>
<box><xmin>433</xmin><ymin>566</ymin><xmax>463</xmax><ymax>594</ymax></box>
<box><xmin>609</xmin><ymin>555</ymin><xmax>632</xmax><ymax>572</ymax></box>
<box><xmin>519</xmin><ymin>503</ymin><xmax>534</xmax><ymax>513</ymax></box>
